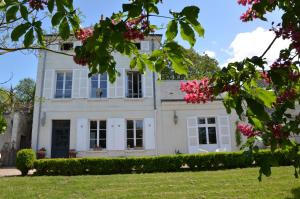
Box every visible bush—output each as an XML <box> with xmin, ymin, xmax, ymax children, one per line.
<box><xmin>33</xmin><ymin>150</ymin><xmax>296</xmax><ymax>176</ymax></box>
<box><xmin>16</xmin><ymin>149</ymin><xmax>36</xmax><ymax>176</ymax></box>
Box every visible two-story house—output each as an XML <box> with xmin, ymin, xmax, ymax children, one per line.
<box><xmin>31</xmin><ymin>34</ymin><xmax>239</xmax><ymax>158</ymax></box>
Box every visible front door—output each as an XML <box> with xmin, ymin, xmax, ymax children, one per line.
<box><xmin>51</xmin><ymin>120</ymin><xmax>70</xmax><ymax>158</ymax></box>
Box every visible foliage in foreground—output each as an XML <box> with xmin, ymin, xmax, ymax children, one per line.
<box><xmin>33</xmin><ymin>150</ymin><xmax>296</xmax><ymax>180</ymax></box>
<box><xmin>16</xmin><ymin>149</ymin><xmax>36</xmax><ymax>176</ymax></box>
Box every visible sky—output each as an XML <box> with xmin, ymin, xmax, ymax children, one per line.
<box><xmin>0</xmin><ymin>0</ymin><xmax>288</xmax><ymax>87</ymax></box>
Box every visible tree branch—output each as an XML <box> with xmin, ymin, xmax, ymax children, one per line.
<box><xmin>260</xmin><ymin>36</ymin><xmax>278</xmax><ymax>58</ymax></box>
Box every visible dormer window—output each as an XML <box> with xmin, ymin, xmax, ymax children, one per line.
<box><xmin>134</xmin><ymin>42</ymin><xmax>141</xmax><ymax>50</ymax></box>
<box><xmin>60</xmin><ymin>42</ymin><xmax>74</xmax><ymax>51</ymax></box>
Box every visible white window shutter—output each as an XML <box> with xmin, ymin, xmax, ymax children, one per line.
<box><xmin>143</xmin><ymin>70</ymin><xmax>153</xmax><ymax>98</ymax></box>
<box><xmin>187</xmin><ymin>117</ymin><xmax>199</xmax><ymax>154</ymax></box>
<box><xmin>218</xmin><ymin>116</ymin><xmax>231</xmax><ymax>151</ymax></box>
<box><xmin>72</xmin><ymin>69</ymin><xmax>81</xmax><ymax>98</ymax></box>
<box><xmin>76</xmin><ymin>118</ymin><xmax>88</xmax><ymax>151</ymax></box>
<box><xmin>107</xmin><ymin>119</ymin><xmax>115</xmax><ymax>150</ymax></box>
<box><xmin>43</xmin><ymin>69</ymin><xmax>55</xmax><ymax>99</ymax></box>
<box><xmin>144</xmin><ymin>118</ymin><xmax>155</xmax><ymax>150</ymax></box>
<box><xmin>141</xmin><ymin>41</ymin><xmax>150</xmax><ymax>51</ymax></box>
<box><xmin>113</xmin><ymin>118</ymin><xmax>125</xmax><ymax>150</ymax></box>
<box><xmin>79</xmin><ymin>69</ymin><xmax>88</xmax><ymax>98</ymax></box>
<box><xmin>115</xmin><ymin>68</ymin><xmax>125</xmax><ymax>98</ymax></box>
<box><xmin>108</xmin><ymin>81</ymin><xmax>116</xmax><ymax>98</ymax></box>
<box><xmin>107</xmin><ymin>118</ymin><xmax>125</xmax><ymax>150</ymax></box>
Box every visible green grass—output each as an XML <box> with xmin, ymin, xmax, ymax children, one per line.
<box><xmin>0</xmin><ymin>166</ymin><xmax>299</xmax><ymax>199</ymax></box>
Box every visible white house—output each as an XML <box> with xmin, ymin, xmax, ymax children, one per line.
<box><xmin>31</xmin><ymin>34</ymin><xmax>240</xmax><ymax>158</ymax></box>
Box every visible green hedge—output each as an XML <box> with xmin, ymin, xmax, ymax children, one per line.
<box><xmin>16</xmin><ymin>149</ymin><xmax>36</xmax><ymax>176</ymax></box>
<box><xmin>33</xmin><ymin>150</ymin><xmax>295</xmax><ymax>176</ymax></box>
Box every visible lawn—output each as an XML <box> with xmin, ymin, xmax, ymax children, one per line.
<box><xmin>0</xmin><ymin>166</ymin><xmax>299</xmax><ymax>199</ymax></box>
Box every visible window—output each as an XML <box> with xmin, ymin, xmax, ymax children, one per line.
<box><xmin>126</xmin><ymin>120</ymin><xmax>143</xmax><ymax>149</ymax></box>
<box><xmin>126</xmin><ymin>71</ymin><xmax>142</xmax><ymax>98</ymax></box>
<box><xmin>55</xmin><ymin>72</ymin><xmax>72</xmax><ymax>98</ymax></box>
<box><xmin>60</xmin><ymin>42</ymin><xmax>74</xmax><ymax>51</ymax></box>
<box><xmin>90</xmin><ymin>120</ymin><xmax>106</xmax><ymax>149</ymax></box>
<box><xmin>90</xmin><ymin>73</ymin><xmax>107</xmax><ymax>98</ymax></box>
<box><xmin>198</xmin><ymin>117</ymin><xmax>217</xmax><ymax>144</ymax></box>
<box><xmin>134</xmin><ymin>42</ymin><xmax>141</xmax><ymax>50</ymax></box>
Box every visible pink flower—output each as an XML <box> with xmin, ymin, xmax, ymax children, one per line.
<box><xmin>180</xmin><ymin>78</ymin><xmax>214</xmax><ymax>104</ymax></box>
<box><xmin>237</xmin><ymin>123</ymin><xmax>261</xmax><ymax>137</ymax></box>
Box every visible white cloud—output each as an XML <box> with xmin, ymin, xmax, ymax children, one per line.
<box><xmin>222</xmin><ymin>27</ymin><xmax>290</xmax><ymax>67</ymax></box>
<box><xmin>204</xmin><ymin>50</ymin><xmax>216</xmax><ymax>58</ymax></box>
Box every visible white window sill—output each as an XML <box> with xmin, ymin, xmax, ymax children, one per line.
<box><xmin>124</xmin><ymin>98</ymin><xmax>145</xmax><ymax>102</ymax></box>
<box><xmin>87</xmin><ymin>98</ymin><xmax>109</xmax><ymax>101</ymax></box>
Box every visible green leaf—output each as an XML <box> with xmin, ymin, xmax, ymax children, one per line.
<box><xmin>188</xmin><ymin>20</ymin><xmax>205</xmax><ymax>37</ymax></box>
<box><xmin>11</xmin><ymin>22</ymin><xmax>31</xmax><ymax>41</ymax></box>
<box><xmin>20</xmin><ymin>4</ymin><xmax>28</xmax><ymax>20</ymax></box>
<box><xmin>168</xmin><ymin>53</ymin><xmax>188</xmax><ymax>75</ymax></box>
<box><xmin>6</xmin><ymin>5</ymin><xmax>18</xmax><ymax>22</ymax></box>
<box><xmin>48</xmin><ymin>0</ymin><xmax>54</xmax><ymax>13</ymax></box>
<box><xmin>130</xmin><ymin>57</ymin><xmax>137</xmax><ymax>69</ymax></box>
<box><xmin>51</xmin><ymin>12</ymin><xmax>64</xmax><ymax>26</ymax></box>
<box><xmin>254</xmin><ymin>88</ymin><xmax>276</xmax><ymax>108</ymax></box>
<box><xmin>24</xmin><ymin>28</ymin><xmax>34</xmax><ymax>47</ymax></box>
<box><xmin>179</xmin><ymin>21</ymin><xmax>195</xmax><ymax>47</ymax></box>
<box><xmin>166</xmin><ymin>20</ymin><xmax>178</xmax><ymax>41</ymax></box>
<box><xmin>246</xmin><ymin>98</ymin><xmax>270</xmax><ymax>122</ymax></box>
<box><xmin>59</xmin><ymin>18</ymin><xmax>70</xmax><ymax>40</ymax></box>
<box><xmin>181</xmin><ymin>6</ymin><xmax>200</xmax><ymax>21</ymax></box>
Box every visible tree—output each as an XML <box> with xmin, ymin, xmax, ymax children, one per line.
<box><xmin>0</xmin><ymin>0</ymin><xmax>299</xmax><ymax>179</ymax></box>
<box><xmin>161</xmin><ymin>49</ymin><xmax>219</xmax><ymax>80</ymax></box>
<box><xmin>14</xmin><ymin>78</ymin><xmax>35</xmax><ymax>110</ymax></box>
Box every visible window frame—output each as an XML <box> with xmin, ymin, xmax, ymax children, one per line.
<box><xmin>89</xmin><ymin>120</ymin><xmax>107</xmax><ymax>150</ymax></box>
<box><xmin>90</xmin><ymin>73</ymin><xmax>108</xmax><ymax>99</ymax></box>
<box><xmin>60</xmin><ymin>42</ymin><xmax>74</xmax><ymax>51</ymax></box>
<box><xmin>197</xmin><ymin>117</ymin><xmax>218</xmax><ymax>145</ymax></box>
<box><xmin>126</xmin><ymin>119</ymin><xmax>144</xmax><ymax>149</ymax></box>
<box><xmin>55</xmin><ymin>71</ymin><xmax>73</xmax><ymax>99</ymax></box>
<box><xmin>126</xmin><ymin>71</ymin><xmax>143</xmax><ymax>99</ymax></box>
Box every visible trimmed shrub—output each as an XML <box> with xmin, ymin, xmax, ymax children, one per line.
<box><xmin>33</xmin><ymin>150</ymin><xmax>296</xmax><ymax>176</ymax></box>
<box><xmin>16</xmin><ymin>149</ymin><xmax>36</xmax><ymax>176</ymax></box>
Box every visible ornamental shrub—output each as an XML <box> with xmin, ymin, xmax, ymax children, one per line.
<box><xmin>33</xmin><ymin>150</ymin><xmax>295</xmax><ymax>176</ymax></box>
<box><xmin>16</xmin><ymin>149</ymin><xmax>36</xmax><ymax>176</ymax></box>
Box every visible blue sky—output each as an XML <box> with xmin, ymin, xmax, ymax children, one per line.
<box><xmin>0</xmin><ymin>0</ymin><xmax>282</xmax><ymax>87</ymax></box>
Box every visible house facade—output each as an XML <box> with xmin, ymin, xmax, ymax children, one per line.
<box><xmin>31</xmin><ymin>35</ymin><xmax>239</xmax><ymax>158</ymax></box>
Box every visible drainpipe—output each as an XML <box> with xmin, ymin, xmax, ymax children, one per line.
<box><xmin>36</xmin><ymin>50</ymin><xmax>47</xmax><ymax>151</ymax></box>
<box><xmin>151</xmin><ymin>38</ymin><xmax>159</xmax><ymax>156</ymax></box>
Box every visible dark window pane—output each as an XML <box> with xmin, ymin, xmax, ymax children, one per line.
<box><xmin>90</xmin><ymin>130</ymin><xmax>97</xmax><ymax>139</ymax></box>
<box><xmin>136</xmin><ymin>130</ymin><xmax>143</xmax><ymax>139</ymax></box>
<box><xmin>207</xmin><ymin>117</ymin><xmax>216</xmax><ymax>124</ymax></box>
<box><xmin>99</xmin><ymin>140</ymin><xmax>106</xmax><ymax>149</ymax></box>
<box><xmin>100</xmin><ymin>121</ymin><xmax>106</xmax><ymax>129</ymax></box>
<box><xmin>198</xmin><ymin>118</ymin><xmax>206</xmax><ymax>124</ymax></box>
<box><xmin>56</xmin><ymin>81</ymin><xmax>63</xmax><ymax>89</ymax></box>
<box><xmin>100</xmin><ymin>81</ymin><xmax>107</xmax><ymax>89</ymax></box>
<box><xmin>101</xmin><ymin>89</ymin><xmax>107</xmax><ymax>98</ymax></box>
<box><xmin>136</xmin><ymin>139</ymin><xmax>143</xmax><ymax>148</ymax></box>
<box><xmin>127</xmin><ymin>120</ymin><xmax>133</xmax><ymax>129</ymax></box>
<box><xmin>91</xmin><ymin>75</ymin><xmax>98</xmax><ymax>81</ymax></box>
<box><xmin>127</xmin><ymin>139</ymin><xmax>134</xmax><ymax>148</ymax></box>
<box><xmin>136</xmin><ymin>120</ymin><xmax>143</xmax><ymax>130</ymax></box>
<box><xmin>127</xmin><ymin>130</ymin><xmax>134</xmax><ymax>138</ymax></box>
<box><xmin>57</xmin><ymin>73</ymin><xmax>64</xmax><ymax>81</ymax></box>
<box><xmin>101</xmin><ymin>73</ymin><xmax>107</xmax><ymax>81</ymax></box>
<box><xmin>208</xmin><ymin>127</ymin><xmax>217</xmax><ymax>144</ymax></box>
<box><xmin>65</xmin><ymin>81</ymin><xmax>72</xmax><ymax>89</ymax></box>
<box><xmin>91</xmin><ymin>81</ymin><xmax>98</xmax><ymax>88</ymax></box>
<box><xmin>91</xmin><ymin>88</ymin><xmax>97</xmax><ymax>98</ymax></box>
<box><xmin>64</xmin><ymin>89</ymin><xmax>72</xmax><ymax>98</ymax></box>
<box><xmin>199</xmin><ymin>127</ymin><xmax>207</xmax><ymax>144</ymax></box>
<box><xmin>90</xmin><ymin>140</ymin><xmax>97</xmax><ymax>148</ymax></box>
<box><xmin>100</xmin><ymin>131</ymin><xmax>106</xmax><ymax>139</ymax></box>
<box><xmin>66</xmin><ymin>73</ymin><xmax>72</xmax><ymax>81</ymax></box>
<box><xmin>55</xmin><ymin>90</ymin><xmax>63</xmax><ymax>98</ymax></box>
<box><xmin>90</xmin><ymin>121</ymin><xmax>97</xmax><ymax>129</ymax></box>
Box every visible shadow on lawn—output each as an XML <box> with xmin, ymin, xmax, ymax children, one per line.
<box><xmin>285</xmin><ymin>187</ymin><xmax>300</xmax><ymax>199</ymax></box>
